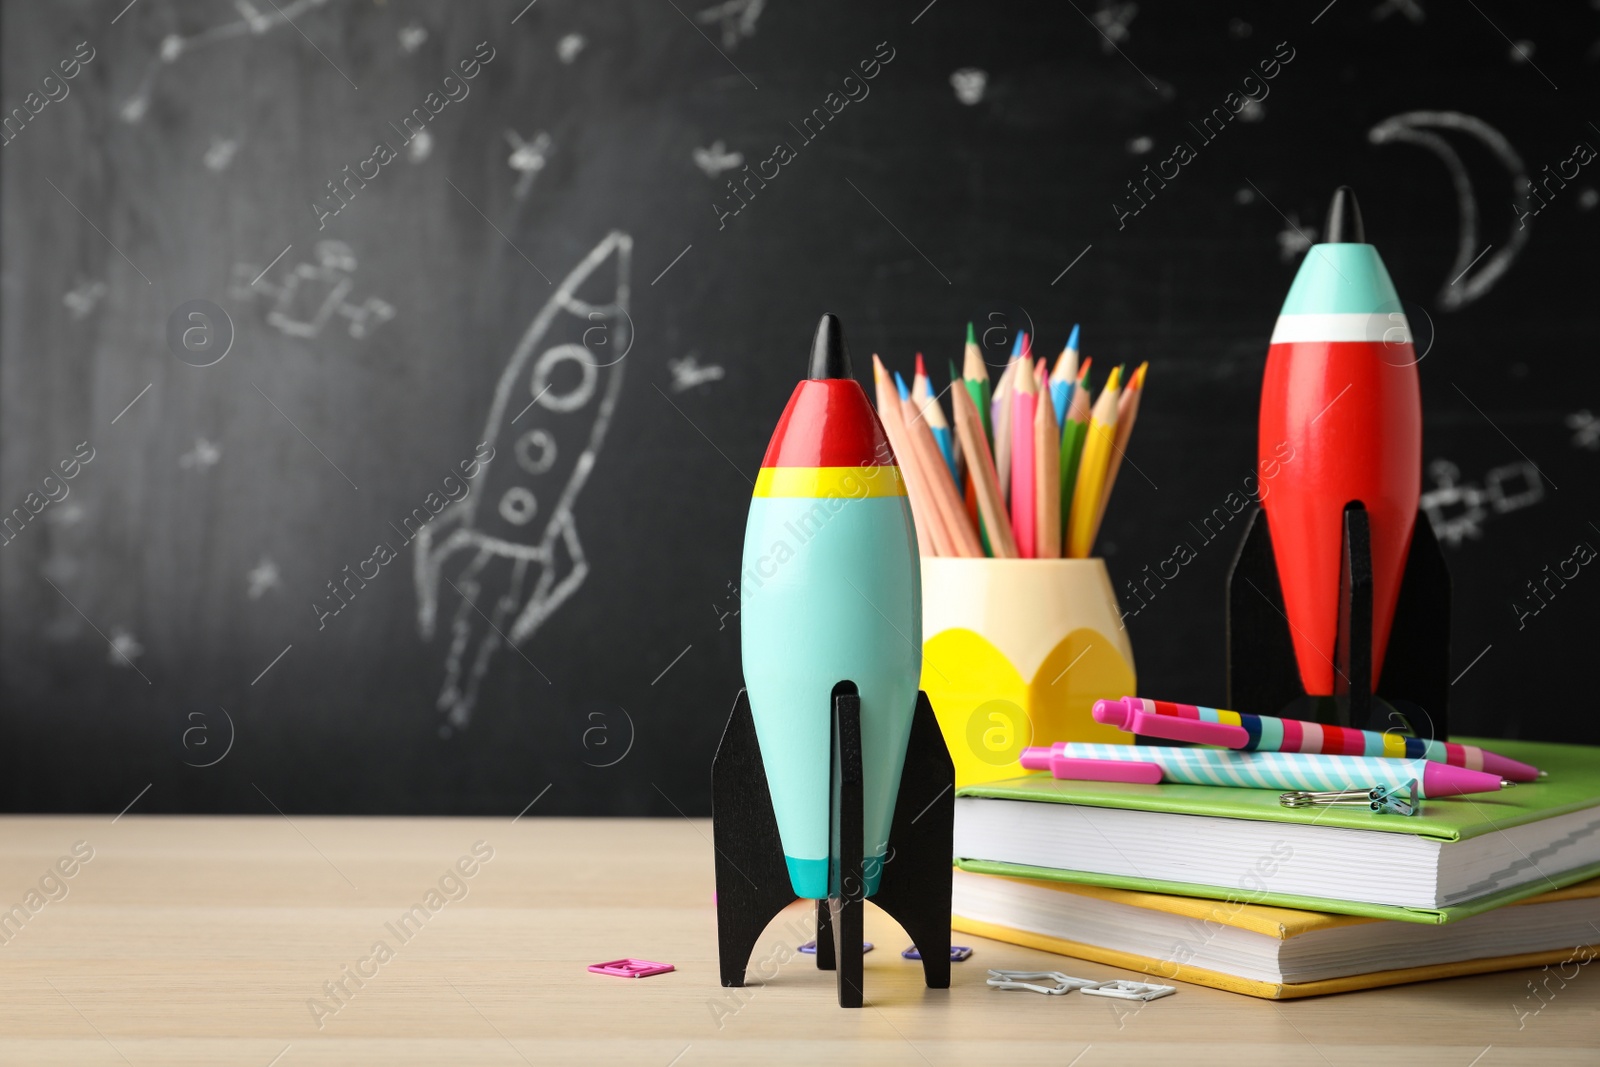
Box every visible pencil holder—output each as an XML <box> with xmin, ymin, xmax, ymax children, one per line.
<box><xmin>921</xmin><ymin>557</ymin><xmax>1135</xmax><ymax>787</ymax></box>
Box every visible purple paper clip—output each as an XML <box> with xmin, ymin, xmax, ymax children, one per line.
<box><xmin>798</xmin><ymin>940</ymin><xmax>873</xmax><ymax>954</ymax></box>
<box><xmin>901</xmin><ymin>944</ymin><xmax>972</xmax><ymax>962</ymax></box>
<box><xmin>588</xmin><ymin>958</ymin><xmax>675</xmax><ymax>978</ymax></box>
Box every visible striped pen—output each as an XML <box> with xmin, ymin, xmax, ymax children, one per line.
<box><xmin>1019</xmin><ymin>743</ymin><xmax>1513</xmax><ymax>798</ymax></box>
<box><xmin>1093</xmin><ymin>697</ymin><xmax>1542</xmax><ymax>782</ymax></box>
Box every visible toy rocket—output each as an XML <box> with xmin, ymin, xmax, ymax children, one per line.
<box><xmin>715</xmin><ymin>314</ymin><xmax>954</xmax><ymax>1008</ymax></box>
<box><xmin>1259</xmin><ymin>187</ymin><xmax>1419</xmax><ymax>693</ymax></box>
<box><xmin>739</xmin><ymin>314</ymin><xmax>921</xmax><ymax>899</ymax></box>
<box><xmin>1230</xmin><ymin>187</ymin><xmax>1450</xmax><ymax>734</ymax></box>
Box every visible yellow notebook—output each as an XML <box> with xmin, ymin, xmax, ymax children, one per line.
<box><xmin>952</xmin><ymin>868</ymin><xmax>1600</xmax><ymax>999</ymax></box>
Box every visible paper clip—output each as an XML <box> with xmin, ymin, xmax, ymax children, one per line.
<box><xmin>1081</xmin><ymin>979</ymin><xmax>1176</xmax><ymax>1002</ymax></box>
<box><xmin>1279</xmin><ymin>778</ymin><xmax>1420</xmax><ymax>816</ymax></box>
<box><xmin>902</xmin><ymin>944</ymin><xmax>972</xmax><ymax>962</ymax></box>
<box><xmin>985</xmin><ymin>969</ymin><xmax>1099</xmax><ymax>995</ymax></box>
<box><xmin>798</xmin><ymin>940</ymin><xmax>873</xmax><ymax>954</ymax></box>
<box><xmin>587</xmin><ymin>958</ymin><xmax>675</xmax><ymax>978</ymax></box>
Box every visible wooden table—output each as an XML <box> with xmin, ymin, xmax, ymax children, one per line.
<box><xmin>1</xmin><ymin>816</ymin><xmax>1595</xmax><ymax>1065</ymax></box>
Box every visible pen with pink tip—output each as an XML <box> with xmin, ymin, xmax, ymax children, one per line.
<box><xmin>1018</xmin><ymin>742</ymin><xmax>1513</xmax><ymax>798</ymax></box>
<box><xmin>1089</xmin><ymin>697</ymin><xmax>1542</xmax><ymax>783</ymax></box>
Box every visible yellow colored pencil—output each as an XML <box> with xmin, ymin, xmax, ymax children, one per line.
<box><xmin>1066</xmin><ymin>366</ymin><xmax>1123</xmax><ymax>558</ymax></box>
<box><xmin>1091</xmin><ymin>361</ymin><xmax>1148</xmax><ymax>549</ymax></box>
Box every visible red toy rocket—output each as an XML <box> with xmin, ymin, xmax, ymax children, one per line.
<box><xmin>1229</xmin><ymin>188</ymin><xmax>1450</xmax><ymax>735</ymax></box>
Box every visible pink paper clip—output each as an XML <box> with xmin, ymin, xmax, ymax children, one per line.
<box><xmin>588</xmin><ymin>958</ymin><xmax>675</xmax><ymax>978</ymax></box>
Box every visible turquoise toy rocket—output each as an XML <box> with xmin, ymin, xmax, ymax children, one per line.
<box><xmin>740</xmin><ymin>313</ymin><xmax>920</xmax><ymax>899</ymax></box>
<box><xmin>713</xmin><ymin>313</ymin><xmax>955</xmax><ymax>1008</ymax></box>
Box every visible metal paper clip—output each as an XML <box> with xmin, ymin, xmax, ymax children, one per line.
<box><xmin>985</xmin><ymin>969</ymin><xmax>1098</xmax><ymax>995</ymax></box>
<box><xmin>1081</xmin><ymin>979</ymin><xmax>1176</xmax><ymax>1002</ymax></box>
<box><xmin>1279</xmin><ymin>778</ymin><xmax>1421</xmax><ymax>816</ymax></box>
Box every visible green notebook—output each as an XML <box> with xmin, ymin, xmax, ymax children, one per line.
<box><xmin>953</xmin><ymin>737</ymin><xmax>1600</xmax><ymax>924</ymax></box>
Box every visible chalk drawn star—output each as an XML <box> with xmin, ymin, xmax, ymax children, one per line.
<box><xmin>1092</xmin><ymin>2</ymin><xmax>1138</xmax><ymax>53</ymax></box>
<box><xmin>178</xmin><ymin>438</ymin><xmax>222</xmax><ymax>471</ymax></box>
<box><xmin>1567</xmin><ymin>410</ymin><xmax>1600</xmax><ymax>450</ymax></box>
<box><xmin>695</xmin><ymin>0</ymin><xmax>765</xmax><ymax>50</ymax></box>
<box><xmin>63</xmin><ymin>280</ymin><xmax>107</xmax><ymax>321</ymax></box>
<box><xmin>1276</xmin><ymin>214</ymin><xmax>1316</xmax><ymax>262</ymax></box>
<box><xmin>247</xmin><ymin>558</ymin><xmax>282</xmax><ymax>599</ymax></box>
<box><xmin>203</xmin><ymin>137</ymin><xmax>240</xmax><ymax>172</ymax></box>
<box><xmin>668</xmin><ymin>354</ymin><xmax>726</xmax><ymax>392</ymax></box>
<box><xmin>108</xmin><ymin>627</ymin><xmax>144</xmax><ymax>668</ymax></box>
<box><xmin>506</xmin><ymin>130</ymin><xmax>553</xmax><ymax>199</ymax></box>
<box><xmin>692</xmin><ymin>140</ymin><xmax>743</xmax><ymax>178</ymax></box>
<box><xmin>557</xmin><ymin>33</ymin><xmax>586</xmax><ymax>64</ymax></box>
<box><xmin>950</xmin><ymin>68</ymin><xmax>987</xmax><ymax>106</ymax></box>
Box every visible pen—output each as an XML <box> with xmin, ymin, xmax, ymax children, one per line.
<box><xmin>1019</xmin><ymin>743</ymin><xmax>1514</xmax><ymax>798</ymax></box>
<box><xmin>1093</xmin><ymin>697</ymin><xmax>1542</xmax><ymax>783</ymax></box>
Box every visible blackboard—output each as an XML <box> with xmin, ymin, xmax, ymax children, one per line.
<box><xmin>3</xmin><ymin>0</ymin><xmax>1596</xmax><ymax>816</ymax></box>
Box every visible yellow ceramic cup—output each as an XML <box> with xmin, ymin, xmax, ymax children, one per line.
<box><xmin>920</xmin><ymin>557</ymin><xmax>1136</xmax><ymax>787</ymax></box>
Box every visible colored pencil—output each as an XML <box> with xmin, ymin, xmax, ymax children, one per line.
<box><xmin>898</xmin><ymin>377</ymin><xmax>982</xmax><ymax>557</ymax></box>
<box><xmin>1050</xmin><ymin>324</ymin><xmax>1079</xmax><ymax>426</ymax></box>
<box><xmin>912</xmin><ymin>354</ymin><xmax>959</xmax><ymax>485</ymax></box>
<box><xmin>962</xmin><ymin>323</ymin><xmax>993</xmax><ymax>444</ymax></box>
<box><xmin>960</xmin><ymin>337</ymin><xmax>985</xmax><ymax>559</ymax></box>
<box><xmin>992</xmin><ymin>357</ymin><xmax>1018</xmax><ymax>504</ymax></box>
<box><xmin>950</xmin><ymin>382</ymin><xmax>1018</xmax><ymax>558</ymax></box>
<box><xmin>1058</xmin><ymin>372</ymin><xmax>1092</xmax><ymax>540</ymax></box>
<box><xmin>1066</xmin><ymin>365</ymin><xmax>1123</xmax><ymax>558</ymax></box>
<box><xmin>1090</xmin><ymin>360</ymin><xmax>1147</xmax><ymax>548</ymax></box>
<box><xmin>1010</xmin><ymin>357</ymin><xmax>1039</xmax><ymax>557</ymax></box>
<box><xmin>872</xmin><ymin>355</ymin><xmax>946</xmax><ymax>557</ymax></box>
<box><xmin>1034</xmin><ymin>370</ymin><xmax>1061</xmax><ymax>558</ymax></box>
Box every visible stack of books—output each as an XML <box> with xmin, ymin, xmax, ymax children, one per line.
<box><xmin>951</xmin><ymin>736</ymin><xmax>1600</xmax><ymax>998</ymax></box>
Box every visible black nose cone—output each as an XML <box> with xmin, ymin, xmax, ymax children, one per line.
<box><xmin>809</xmin><ymin>313</ymin><xmax>852</xmax><ymax>380</ymax></box>
<box><xmin>1325</xmin><ymin>185</ymin><xmax>1366</xmax><ymax>244</ymax></box>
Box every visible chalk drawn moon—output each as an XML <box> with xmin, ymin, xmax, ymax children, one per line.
<box><xmin>181</xmin><ymin>706</ymin><xmax>235</xmax><ymax>768</ymax></box>
<box><xmin>1368</xmin><ymin>111</ymin><xmax>1531</xmax><ymax>311</ymax></box>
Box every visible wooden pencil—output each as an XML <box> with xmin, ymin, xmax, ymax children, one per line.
<box><xmin>1066</xmin><ymin>366</ymin><xmax>1123</xmax><ymax>558</ymax></box>
<box><xmin>901</xmin><ymin>390</ymin><xmax>982</xmax><ymax>557</ymax></box>
<box><xmin>950</xmin><ymin>383</ymin><xmax>1018</xmax><ymax>558</ymax></box>
<box><xmin>1090</xmin><ymin>360</ymin><xmax>1148</xmax><ymax>549</ymax></box>
<box><xmin>1034</xmin><ymin>373</ymin><xmax>1061</xmax><ymax>558</ymax></box>
<box><xmin>962</xmin><ymin>323</ymin><xmax>992</xmax><ymax>445</ymax></box>
<box><xmin>1010</xmin><ymin>357</ymin><xmax>1038</xmax><ymax>558</ymax></box>
<box><xmin>1058</xmin><ymin>377</ymin><xmax>1092</xmax><ymax>543</ymax></box>
<box><xmin>992</xmin><ymin>357</ymin><xmax>1018</xmax><ymax>504</ymax></box>
<box><xmin>872</xmin><ymin>355</ymin><xmax>948</xmax><ymax>556</ymax></box>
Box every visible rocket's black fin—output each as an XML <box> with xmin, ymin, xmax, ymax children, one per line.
<box><xmin>1226</xmin><ymin>507</ymin><xmax>1305</xmax><ymax>717</ymax></box>
<box><xmin>1334</xmin><ymin>503</ymin><xmax>1375</xmax><ymax>729</ymax></box>
<box><xmin>1374</xmin><ymin>509</ymin><xmax>1451</xmax><ymax>740</ymax></box>
<box><xmin>871</xmin><ymin>690</ymin><xmax>955</xmax><ymax>991</ymax></box>
<box><xmin>828</xmin><ymin>683</ymin><xmax>865</xmax><ymax>1008</ymax></box>
<box><xmin>711</xmin><ymin>690</ymin><xmax>801</xmax><ymax>988</ymax></box>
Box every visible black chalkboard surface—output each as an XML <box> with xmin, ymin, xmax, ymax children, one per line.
<box><xmin>2</xmin><ymin>0</ymin><xmax>1596</xmax><ymax>816</ymax></box>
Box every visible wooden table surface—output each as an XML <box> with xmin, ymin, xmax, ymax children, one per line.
<box><xmin>0</xmin><ymin>815</ymin><xmax>1595</xmax><ymax>1066</ymax></box>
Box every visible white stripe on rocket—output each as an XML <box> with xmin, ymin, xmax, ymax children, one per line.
<box><xmin>1270</xmin><ymin>313</ymin><xmax>1411</xmax><ymax>345</ymax></box>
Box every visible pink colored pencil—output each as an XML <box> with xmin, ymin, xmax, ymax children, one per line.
<box><xmin>1010</xmin><ymin>357</ymin><xmax>1038</xmax><ymax>557</ymax></box>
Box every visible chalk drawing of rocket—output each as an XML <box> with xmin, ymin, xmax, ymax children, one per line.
<box><xmin>414</xmin><ymin>231</ymin><xmax>632</xmax><ymax>729</ymax></box>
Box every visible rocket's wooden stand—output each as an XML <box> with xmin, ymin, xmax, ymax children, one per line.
<box><xmin>711</xmin><ymin>686</ymin><xmax>955</xmax><ymax>1008</ymax></box>
<box><xmin>1226</xmin><ymin>502</ymin><xmax>1452</xmax><ymax>738</ymax></box>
